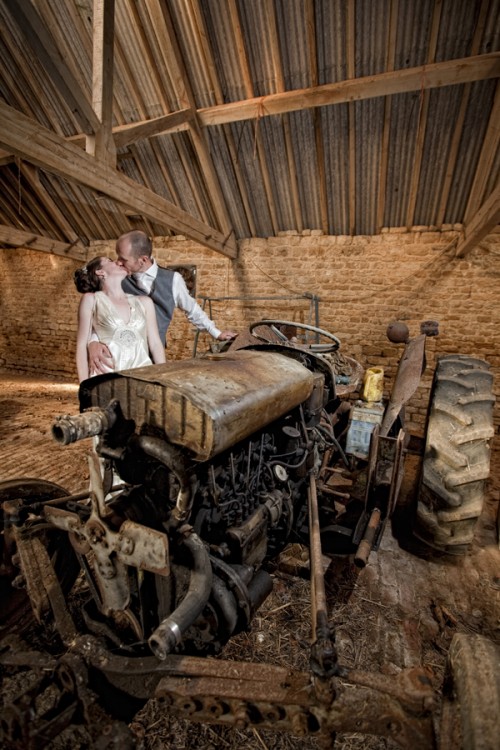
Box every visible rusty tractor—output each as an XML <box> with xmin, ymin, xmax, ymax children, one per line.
<box><xmin>0</xmin><ymin>320</ymin><xmax>497</xmax><ymax>748</ymax></box>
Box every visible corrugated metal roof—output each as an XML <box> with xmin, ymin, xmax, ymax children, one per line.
<box><xmin>0</xmin><ymin>0</ymin><xmax>498</xmax><ymax>254</ymax></box>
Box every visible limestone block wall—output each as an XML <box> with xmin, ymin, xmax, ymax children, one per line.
<box><xmin>0</xmin><ymin>229</ymin><xmax>498</xmax><ymax>462</ymax></box>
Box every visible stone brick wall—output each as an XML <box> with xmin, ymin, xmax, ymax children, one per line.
<box><xmin>1</xmin><ymin>228</ymin><xmax>499</xmax><ymax>452</ymax></box>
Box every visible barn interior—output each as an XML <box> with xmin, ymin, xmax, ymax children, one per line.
<box><xmin>0</xmin><ymin>1</ymin><xmax>499</xmax><ymax>749</ymax></box>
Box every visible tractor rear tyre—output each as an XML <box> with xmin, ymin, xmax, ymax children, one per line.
<box><xmin>415</xmin><ymin>355</ymin><xmax>494</xmax><ymax>554</ymax></box>
<box><xmin>439</xmin><ymin>633</ymin><xmax>500</xmax><ymax>749</ymax></box>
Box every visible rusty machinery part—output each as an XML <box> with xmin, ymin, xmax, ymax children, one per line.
<box><xmin>249</xmin><ymin>320</ymin><xmax>341</xmax><ymax>352</ymax></box>
<box><xmin>414</xmin><ymin>355</ymin><xmax>495</xmax><ymax>554</ymax></box>
<box><xmin>0</xmin><ymin>631</ymin><xmax>438</xmax><ymax>749</ymax></box>
<box><xmin>0</xmin><ymin>640</ymin><xmax>136</xmax><ymax>749</ymax></box>
<box><xmin>439</xmin><ymin>633</ymin><xmax>500</xmax><ymax>749</ymax></box>
<box><xmin>0</xmin><ymin>478</ymin><xmax>79</xmax><ymax>634</ymax></box>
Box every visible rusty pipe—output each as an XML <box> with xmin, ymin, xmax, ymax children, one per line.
<box><xmin>137</xmin><ymin>435</ymin><xmax>195</xmax><ymax>527</ymax></box>
<box><xmin>148</xmin><ymin>531</ymin><xmax>212</xmax><ymax>660</ymax></box>
<box><xmin>354</xmin><ymin>508</ymin><xmax>382</xmax><ymax>568</ymax></box>
<box><xmin>52</xmin><ymin>409</ymin><xmax>111</xmax><ymax>445</ymax></box>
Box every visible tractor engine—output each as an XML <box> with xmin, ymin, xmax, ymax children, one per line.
<box><xmin>50</xmin><ymin>348</ymin><xmax>333</xmax><ymax>659</ymax></box>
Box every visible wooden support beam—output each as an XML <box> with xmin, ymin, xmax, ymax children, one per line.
<box><xmin>198</xmin><ymin>53</ymin><xmax>500</xmax><ymax>126</ymax></box>
<box><xmin>149</xmin><ymin>0</ymin><xmax>235</xmax><ymax>240</ymax></box>
<box><xmin>464</xmin><ymin>80</ymin><xmax>500</xmax><ymax>223</ymax></box>
<box><xmin>227</xmin><ymin>0</ymin><xmax>277</xmax><ymax>235</ymax></box>
<box><xmin>68</xmin><ymin>110</ymin><xmax>192</xmax><ymax>149</ymax></box>
<box><xmin>266</xmin><ymin>0</ymin><xmax>302</xmax><ymax>233</ymax></box>
<box><xmin>306</xmin><ymin>0</ymin><xmax>328</xmax><ymax>234</ymax></box>
<box><xmin>20</xmin><ymin>163</ymin><xmax>83</xmax><ymax>245</ymax></box>
<box><xmin>0</xmin><ymin>225</ymin><xmax>87</xmax><ymax>261</ymax></box>
<box><xmin>376</xmin><ymin>0</ymin><xmax>398</xmax><ymax>231</ymax></box>
<box><xmin>347</xmin><ymin>0</ymin><xmax>356</xmax><ymax>235</ymax></box>
<box><xmin>7</xmin><ymin>0</ymin><xmax>100</xmax><ymax>135</ymax></box>
<box><xmin>436</xmin><ymin>0</ymin><xmax>489</xmax><ymax>227</ymax></box>
<box><xmin>405</xmin><ymin>0</ymin><xmax>442</xmax><ymax>228</ymax></box>
<box><xmin>0</xmin><ymin>101</ymin><xmax>237</xmax><ymax>258</ymax></box>
<box><xmin>455</xmin><ymin>182</ymin><xmax>500</xmax><ymax>257</ymax></box>
<box><xmin>87</xmin><ymin>0</ymin><xmax>117</xmax><ymax>166</ymax></box>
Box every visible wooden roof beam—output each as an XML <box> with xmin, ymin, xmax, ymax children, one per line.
<box><xmin>149</xmin><ymin>0</ymin><xmax>235</xmax><ymax>241</ymax></box>
<box><xmin>436</xmin><ymin>0</ymin><xmax>490</xmax><ymax>227</ymax></box>
<box><xmin>199</xmin><ymin>53</ymin><xmax>500</xmax><ymax>125</ymax></box>
<box><xmin>455</xmin><ymin>182</ymin><xmax>500</xmax><ymax>258</ymax></box>
<box><xmin>0</xmin><ymin>225</ymin><xmax>87</xmax><ymax>261</ymax></box>
<box><xmin>405</xmin><ymin>0</ymin><xmax>442</xmax><ymax>228</ymax></box>
<box><xmin>87</xmin><ymin>0</ymin><xmax>116</xmax><ymax>166</ymax></box>
<box><xmin>0</xmin><ymin>101</ymin><xmax>237</xmax><ymax>258</ymax></box>
<box><xmin>464</xmin><ymin>80</ymin><xmax>500</xmax><ymax>223</ymax></box>
<box><xmin>67</xmin><ymin>109</ymin><xmax>193</xmax><ymax>149</ymax></box>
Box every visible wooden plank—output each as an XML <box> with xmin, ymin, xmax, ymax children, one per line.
<box><xmin>376</xmin><ymin>0</ymin><xmax>398</xmax><ymax>231</ymax></box>
<box><xmin>9</xmin><ymin>0</ymin><xmax>100</xmax><ymax>135</ymax></box>
<box><xmin>455</xmin><ymin>182</ymin><xmax>500</xmax><ymax>257</ymax></box>
<box><xmin>198</xmin><ymin>53</ymin><xmax>500</xmax><ymax>126</ymax></box>
<box><xmin>0</xmin><ymin>225</ymin><xmax>87</xmax><ymax>261</ymax></box>
<box><xmin>149</xmin><ymin>0</ymin><xmax>234</xmax><ymax>238</ymax></box>
<box><xmin>266</xmin><ymin>0</ymin><xmax>302</xmax><ymax>232</ymax></box>
<box><xmin>464</xmin><ymin>80</ymin><xmax>500</xmax><ymax>223</ymax></box>
<box><xmin>21</xmin><ymin>163</ymin><xmax>80</xmax><ymax>242</ymax></box>
<box><xmin>405</xmin><ymin>0</ymin><xmax>442</xmax><ymax>228</ymax></box>
<box><xmin>347</xmin><ymin>0</ymin><xmax>356</xmax><ymax>235</ymax></box>
<box><xmin>0</xmin><ymin>101</ymin><xmax>237</xmax><ymax>258</ymax></box>
<box><xmin>227</xmin><ymin>0</ymin><xmax>277</xmax><ymax>235</ymax></box>
<box><xmin>87</xmin><ymin>0</ymin><xmax>116</xmax><ymax>166</ymax></box>
<box><xmin>306</xmin><ymin>0</ymin><xmax>328</xmax><ymax>233</ymax></box>
<box><xmin>68</xmin><ymin>110</ymin><xmax>192</xmax><ymax>149</ymax></box>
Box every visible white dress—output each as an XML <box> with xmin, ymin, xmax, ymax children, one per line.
<box><xmin>90</xmin><ymin>291</ymin><xmax>152</xmax><ymax>376</ymax></box>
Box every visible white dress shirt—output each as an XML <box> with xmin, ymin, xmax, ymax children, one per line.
<box><xmin>133</xmin><ymin>260</ymin><xmax>221</xmax><ymax>339</ymax></box>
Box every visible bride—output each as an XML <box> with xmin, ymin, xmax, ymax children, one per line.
<box><xmin>74</xmin><ymin>256</ymin><xmax>166</xmax><ymax>382</ymax></box>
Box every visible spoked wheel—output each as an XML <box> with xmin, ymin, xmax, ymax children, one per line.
<box><xmin>249</xmin><ymin>320</ymin><xmax>341</xmax><ymax>352</ymax></box>
<box><xmin>414</xmin><ymin>355</ymin><xmax>495</xmax><ymax>554</ymax></box>
<box><xmin>439</xmin><ymin>633</ymin><xmax>500</xmax><ymax>749</ymax></box>
<box><xmin>0</xmin><ymin>478</ymin><xmax>79</xmax><ymax>634</ymax></box>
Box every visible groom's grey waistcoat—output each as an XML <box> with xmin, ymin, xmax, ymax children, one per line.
<box><xmin>122</xmin><ymin>266</ymin><xmax>175</xmax><ymax>346</ymax></box>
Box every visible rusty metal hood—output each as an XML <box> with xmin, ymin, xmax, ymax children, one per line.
<box><xmin>79</xmin><ymin>350</ymin><xmax>314</xmax><ymax>461</ymax></box>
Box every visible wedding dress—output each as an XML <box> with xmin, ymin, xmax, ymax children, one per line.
<box><xmin>90</xmin><ymin>291</ymin><xmax>152</xmax><ymax>375</ymax></box>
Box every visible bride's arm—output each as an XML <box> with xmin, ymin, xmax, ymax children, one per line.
<box><xmin>76</xmin><ymin>293</ymin><xmax>95</xmax><ymax>381</ymax></box>
<box><xmin>143</xmin><ymin>297</ymin><xmax>166</xmax><ymax>364</ymax></box>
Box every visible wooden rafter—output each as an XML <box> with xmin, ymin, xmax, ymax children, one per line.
<box><xmin>188</xmin><ymin>0</ymin><xmax>257</xmax><ymax>237</ymax></box>
<box><xmin>20</xmin><ymin>163</ymin><xmax>82</xmax><ymax>245</ymax></box>
<box><xmin>376</xmin><ymin>0</ymin><xmax>398</xmax><ymax>231</ymax></box>
<box><xmin>0</xmin><ymin>224</ymin><xmax>86</xmax><ymax>260</ymax></box>
<box><xmin>455</xmin><ymin>182</ymin><xmax>500</xmax><ymax>257</ymax></box>
<box><xmin>149</xmin><ymin>0</ymin><xmax>235</xmax><ymax>241</ymax></box>
<box><xmin>436</xmin><ymin>0</ymin><xmax>489</xmax><ymax>227</ymax></box>
<box><xmin>87</xmin><ymin>0</ymin><xmax>116</xmax><ymax>166</ymax></box>
<box><xmin>464</xmin><ymin>80</ymin><xmax>500</xmax><ymax>224</ymax></box>
<box><xmin>228</xmin><ymin>0</ymin><xmax>278</xmax><ymax>235</ymax></box>
<box><xmin>0</xmin><ymin>101</ymin><xmax>237</xmax><ymax>258</ymax></box>
<box><xmin>198</xmin><ymin>53</ymin><xmax>500</xmax><ymax>126</ymax></box>
<box><xmin>306</xmin><ymin>0</ymin><xmax>328</xmax><ymax>234</ymax></box>
<box><xmin>347</xmin><ymin>0</ymin><xmax>356</xmax><ymax>235</ymax></box>
<box><xmin>405</xmin><ymin>0</ymin><xmax>442</xmax><ymax>228</ymax></box>
<box><xmin>9</xmin><ymin>0</ymin><xmax>100</xmax><ymax>135</ymax></box>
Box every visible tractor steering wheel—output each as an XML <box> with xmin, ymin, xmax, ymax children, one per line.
<box><xmin>249</xmin><ymin>320</ymin><xmax>341</xmax><ymax>353</ymax></box>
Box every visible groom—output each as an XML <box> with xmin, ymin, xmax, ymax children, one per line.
<box><xmin>88</xmin><ymin>230</ymin><xmax>236</xmax><ymax>373</ymax></box>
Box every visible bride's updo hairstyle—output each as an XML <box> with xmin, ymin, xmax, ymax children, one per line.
<box><xmin>74</xmin><ymin>256</ymin><xmax>105</xmax><ymax>293</ymax></box>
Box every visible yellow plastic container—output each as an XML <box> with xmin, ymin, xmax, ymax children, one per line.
<box><xmin>362</xmin><ymin>367</ymin><xmax>384</xmax><ymax>402</ymax></box>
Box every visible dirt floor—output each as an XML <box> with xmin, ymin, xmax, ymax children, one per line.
<box><xmin>0</xmin><ymin>369</ymin><xmax>499</xmax><ymax>750</ymax></box>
